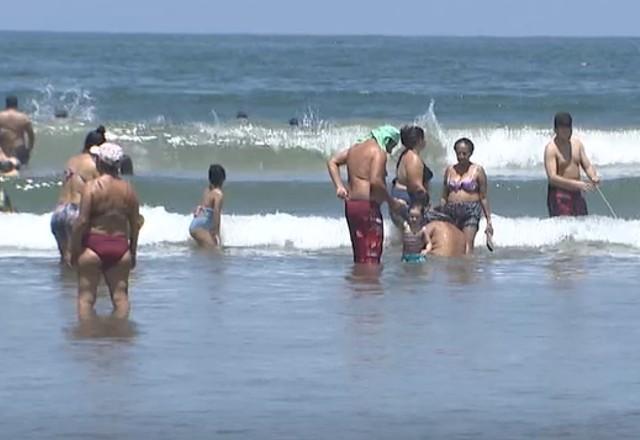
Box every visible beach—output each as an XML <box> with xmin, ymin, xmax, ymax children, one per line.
<box><xmin>1</xmin><ymin>33</ymin><xmax>640</xmax><ymax>438</ymax></box>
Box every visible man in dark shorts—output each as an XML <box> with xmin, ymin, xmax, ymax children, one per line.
<box><xmin>544</xmin><ymin>112</ymin><xmax>599</xmax><ymax>217</ymax></box>
<box><xmin>327</xmin><ymin>125</ymin><xmax>403</xmax><ymax>264</ymax></box>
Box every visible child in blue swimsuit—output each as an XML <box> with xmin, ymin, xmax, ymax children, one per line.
<box><xmin>189</xmin><ymin>164</ymin><xmax>225</xmax><ymax>248</ymax></box>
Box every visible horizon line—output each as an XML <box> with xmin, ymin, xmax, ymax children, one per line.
<box><xmin>1</xmin><ymin>28</ymin><xmax>639</xmax><ymax>39</ymax></box>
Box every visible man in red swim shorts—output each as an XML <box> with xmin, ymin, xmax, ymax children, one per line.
<box><xmin>327</xmin><ymin>125</ymin><xmax>403</xmax><ymax>264</ymax></box>
<box><xmin>544</xmin><ymin>112</ymin><xmax>600</xmax><ymax>217</ymax></box>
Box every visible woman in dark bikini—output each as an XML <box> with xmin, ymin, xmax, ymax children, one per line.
<box><xmin>69</xmin><ymin>143</ymin><xmax>141</xmax><ymax>320</ymax></box>
<box><xmin>390</xmin><ymin>125</ymin><xmax>434</xmax><ymax>228</ymax></box>
<box><xmin>440</xmin><ymin>137</ymin><xmax>493</xmax><ymax>254</ymax></box>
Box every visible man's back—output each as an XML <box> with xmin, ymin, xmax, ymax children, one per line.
<box><xmin>346</xmin><ymin>140</ymin><xmax>382</xmax><ymax>202</ymax></box>
<box><xmin>427</xmin><ymin>221</ymin><xmax>466</xmax><ymax>257</ymax></box>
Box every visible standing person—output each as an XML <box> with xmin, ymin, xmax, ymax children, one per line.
<box><xmin>51</xmin><ymin>127</ymin><xmax>105</xmax><ymax>262</ymax></box>
<box><xmin>189</xmin><ymin>164</ymin><xmax>225</xmax><ymax>248</ymax></box>
<box><xmin>69</xmin><ymin>143</ymin><xmax>141</xmax><ymax>320</ymax></box>
<box><xmin>544</xmin><ymin>112</ymin><xmax>599</xmax><ymax>217</ymax></box>
<box><xmin>327</xmin><ymin>125</ymin><xmax>402</xmax><ymax>264</ymax></box>
<box><xmin>440</xmin><ymin>138</ymin><xmax>493</xmax><ymax>254</ymax></box>
<box><xmin>390</xmin><ymin>125</ymin><xmax>434</xmax><ymax>227</ymax></box>
<box><xmin>0</xmin><ymin>96</ymin><xmax>35</xmax><ymax>166</ymax></box>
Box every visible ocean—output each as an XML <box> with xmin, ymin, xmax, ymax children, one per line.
<box><xmin>1</xmin><ymin>32</ymin><xmax>640</xmax><ymax>438</ymax></box>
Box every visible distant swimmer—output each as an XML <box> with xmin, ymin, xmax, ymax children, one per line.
<box><xmin>401</xmin><ymin>202</ymin><xmax>429</xmax><ymax>263</ymax></box>
<box><xmin>439</xmin><ymin>138</ymin><xmax>493</xmax><ymax>254</ymax></box>
<box><xmin>544</xmin><ymin>112</ymin><xmax>599</xmax><ymax>217</ymax></box>
<box><xmin>289</xmin><ymin>117</ymin><xmax>299</xmax><ymax>127</ymax></box>
<box><xmin>327</xmin><ymin>125</ymin><xmax>403</xmax><ymax>264</ymax></box>
<box><xmin>0</xmin><ymin>96</ymin><xmax>35</xmax><ymax>166</ymax></box>
<box><xmin>69</xmin><ymin>143</ymin><xmax>141</xmax><ymax>320</ymax></box>
<box><xmin>50</xmin><ymin>126</ymin><xmax>105</xmax><ymax>262</ymax></box>
<box><xmin>189</xmin><ymin>164</ymin><xmax>225</xmax><ymax>248</ymax></box>
<box><xmin>391</xmin><ymin>125</ymin><xmax>434</xmax><ymax>228</ymax></box>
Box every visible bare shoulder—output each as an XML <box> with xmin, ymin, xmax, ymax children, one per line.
<box><xmin>212</xmin><ymin>188</ymin><xmax>224</xmax><ymax>201</ymax></box>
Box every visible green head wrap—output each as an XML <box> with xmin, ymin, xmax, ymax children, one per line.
<box><xmin>366</xmin><ymin>125</ymin><xmax>400</xmax><ymax>151</ymax></box>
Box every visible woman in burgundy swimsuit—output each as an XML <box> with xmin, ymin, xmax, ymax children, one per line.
<box><xmin>69</xmin><ymin>143</ymin><xmax>141</xmax><ymax>319</ymax></box>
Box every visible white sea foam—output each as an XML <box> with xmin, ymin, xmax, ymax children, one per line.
<box><xmin>1</xmin><ymin>207</ymin><xmax>639</xmax><ymax>257</ymax></box>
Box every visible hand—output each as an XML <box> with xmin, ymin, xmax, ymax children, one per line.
<box><xmin>336</xmin><ymin>186</ymin><xmax>349</xmax><ymax>200</ymax></box>
<box><xmin>590</xmin><ymin>175</ymin><xmax>601</xmax><ymax>185</ymax></box>
<box><xmin>579</xmin><ymin>181</ymin><xmax>595</xmax><ymax>192</ymax></box>
<box><xmin>389</xmin><ymin>198</ymin><xmax>405</xmax><ymax>214</ymax></box>
<box><xmin>64</xmin><ymin>253</ymin><xmax>73</xmax><ymax>268</ymax></box>
<box><xmin>420</xmin><ymin>249</ymin><xmax>429</xmax><ymax>256</ymax></box>
<box><xmin>485</xmin><ymin>222</ymin><xmax>494</xmax><ymax>235</ymax></box>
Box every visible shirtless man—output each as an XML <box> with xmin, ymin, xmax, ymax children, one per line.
<box><xmin>544</xmin><ymin>112</ymin><xmax>599</xmax><ymax>217</ymax></box>
<box><xmin>0</xmin><ymin>96</ymin><xmax>35</xmax><ymax>166</ymax></box>
<box><xmin>327</xmin><ymin>125</ymin><xmax>402</xmax><ymax>264</ymax></box>
<box><xmin>69</xmin><ymin>143</ymin><xmax>141</xmax><ymax>320</ymax></box>
<box><xmin>424</xmin><ymin>221</ymin><xmax>466</xmax><ymax>258</ymax></box>
<box><xmin>51</xmin><ymin>127</ymin><xmax>105</xmax><ymax>262</ymax></box>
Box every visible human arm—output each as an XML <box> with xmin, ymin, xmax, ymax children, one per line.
<box><xmin>68</xmin><ymin>183</ymin><xmax>93</xmax><ymax>266</ymax></box>
<box><xmin>370</xmin><ymin>149</ymin><xmax>397</xmax><ymax>208</ymax></box>
<box><xmin>544</xmin><ymin>143</ymin><xmax>593</xmax><ymax>192</ymax></box>
<box><xmin>126</xmin><ymin>186</ymin><xmax>141</xmax><ymax>269</ymax></box>
<box><xmin>211</xmin><ymin>190</ymin><xmax>224</xmax><ymax>247</ymax></box>
<box><xmin>421</xmin><ymin>225</ymin><xmax>433</xmax><ymax>255</ymax></box>
<box><xmin>440</xmin><ymin>167</ymin><xmax>450</xmax><ymax>206</ymax></box>
<box><xmin>477</xmin><ymin>166</ymin><xmax>493</xmax><ymax>235</ymax></box>
<box><xmin>327</xmin><ymin>148</ymin><xmax>349</xmax><ymax>199</ymax></box>
<box><xmin>578</xmin><ymin>141</ymin><xmax>599</xmax><ymax>184</ymax></box>
<box><xmin>25</xmin><ymin>120</ymin><xmax>35</xmax><ymax>151</ymax></box>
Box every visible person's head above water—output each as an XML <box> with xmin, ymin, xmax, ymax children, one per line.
<box><xmin>369</xmin><ymin>125</ymin><xmax>400</xmax><ymax>154</ymax></box>
<box><xmin>400</xmin><ymin>125</ymin><xmax>426</xmax><ymax>151</ymax></box>
<box><xmin>453</xmin><ymin>137</ymin><xmax>475</xmax><ymax>165</ymax></box>
<box><xmin>5</xmin><ymin>95</ymin><xmax>18</xmax><ymax>109</ymax></box>
<box><xmin>208</xmin><ymin>164</ymin><xmax>226</xmax><ymax>188</ymax></box>
<box><xmin>553</xmin><ymin>112</ymin><xmax>573</xmax><ymax>140</ymax></box>
<box><xmin>408</xmin><ymin>200</ymin><xmax>425</xmax><ymax>226</ymax></box>
<box><xmin>84</xmin><ymin>126</ymin><xmax>107</xmax><ymax>152</ymax></box>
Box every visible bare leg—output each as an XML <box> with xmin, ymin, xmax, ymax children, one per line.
<box><xmin>103</xmin><ymin>251</ymin><xmax>132</xmax><ymax>319</ymax></box>
<box><xmin>77</xmin><ymin>248</ymin><xmax>101</xmax><ymax>320</ymax></box>
<box><xmin>190</xmin><ymin>228</ymin><xmax>217</xmax><ymax>248</ymax></box>
<box><xmin>462</xmin><ymin>225</ymin><xmax>478</xmax><ymax>254</ymax></box>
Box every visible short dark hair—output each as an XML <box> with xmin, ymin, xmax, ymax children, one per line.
<box><xmin>454</xmin><ymin>137</ymin><xmax>475</xmax><ymax>154</ymax></box>
<box><xmin>83</xmin><ymin>126</ymin><xmax>107</xmax><ymax>152</ymax></box>
<box><xmin>409</xmin><ymin>200</ymin><xmax>425</xmax><ymax>214</ymax></box>
<box><xmin>554</xmin><ymin>112</ymin><xmax>573</xmax><ymax>129</ymax></box>
<box><xmin>208</xmin><ymin>164</ymin><xmax>226</xmax><ymax>187</ymax></box>
<box><xmin>5</xmin><ymin>96</ymin><xmax>18</xmax><ymax>109</ymax></box>
<box><xmin>400</xmin><ymin>125</ymin><xmax>425</xmax><ymax>149</ymax></box>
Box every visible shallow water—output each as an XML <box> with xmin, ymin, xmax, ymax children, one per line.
<box><xmin>3</xmin><ymin>32</ymin><xmax>640</xmax><ymax>438</ymax></box>
<box><xmin>2</xmin><ymin>251</ymin><xmax>640</xmax><ymax>438</ymax></box>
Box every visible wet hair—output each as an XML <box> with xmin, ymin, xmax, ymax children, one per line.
<box><xmin>5</xmin><ymin>96</ymin><xmax>18</xmax><ymax>109</ymax></box>
<box><xmin>454</xmin><ymin>137</ymin><xmax>475</xmax><ymax>154</ymax></box>
<box><xmin>408</xmin><ymin>200</ymin><xmax>426</xmax><ymax>215</ymax></box>
<box><xmin>96</xmin><ymin>158</ymin><xmax>120</xmax><ymax>176</ymax></box>
<box><xmin>236</xmin><ymin>111</ymin><xmax>248</xmax><ymax>119</ymax></box>
<box><xmin>400</xmin><ymin>125</ymin><xmax>425</xmax><ymax>149</ymax></box>
<box><xmin>554</xmin><ymin>112</ymin><xmax>573</xmax><ymax>129</ymax></box>
<box><xmin>120</xmin><ymin>154</ymin><xmax>134</xmax><ymax>175</ymax></box>
<box><xmin>289</xmin><ymin>117</ymin><xmax>299</xmax><ymax>127</ymax></box>
<box><xmin>83</xmin><ymin>126</ymin><xmax>107</xmax><ymax>152</ymax></box>
<box><xmin>208</xmin><ymin>164</ymin><xmax>226</xmax><ymax>187</ymax></box>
